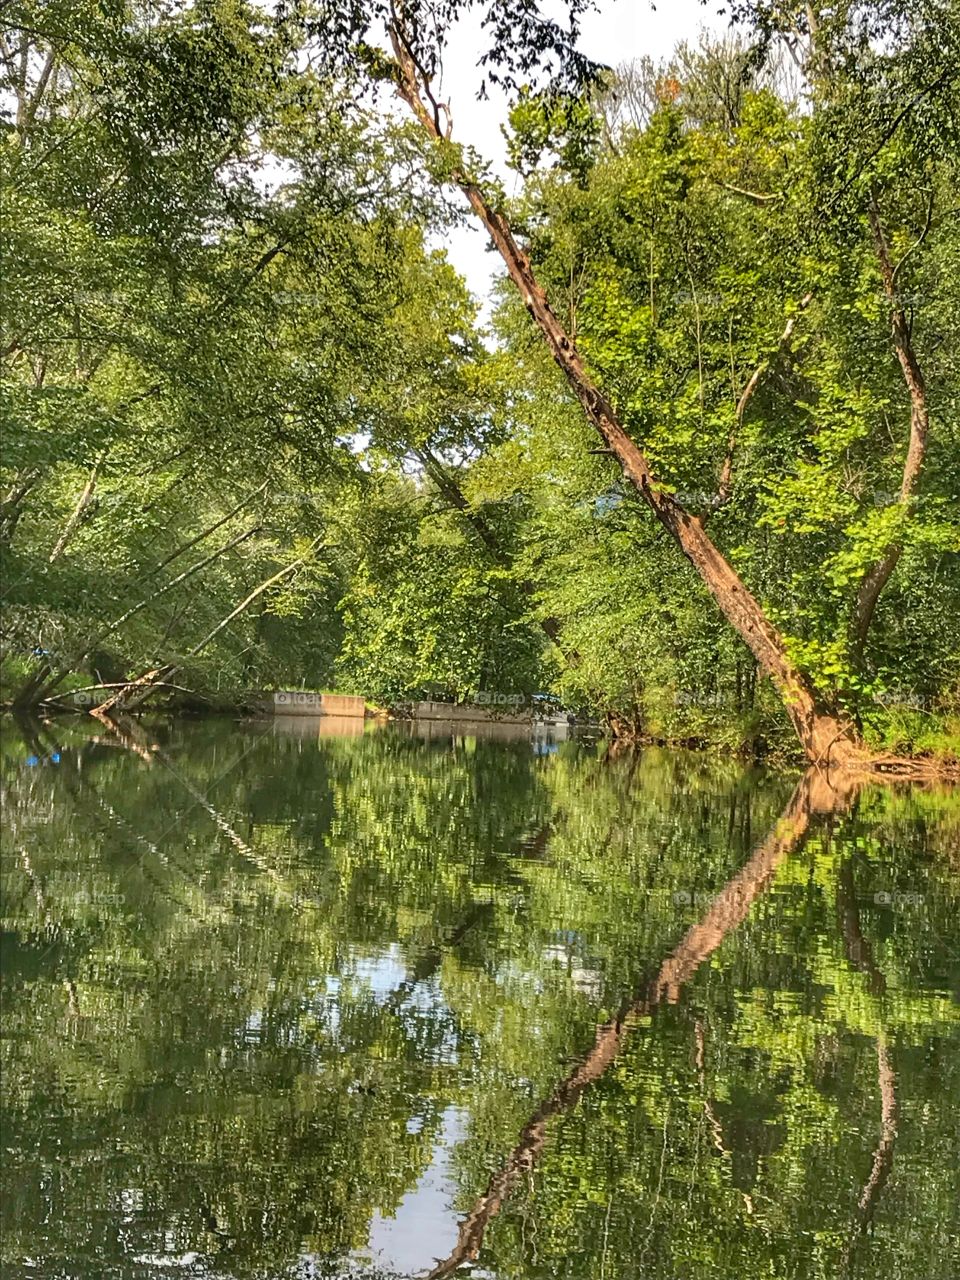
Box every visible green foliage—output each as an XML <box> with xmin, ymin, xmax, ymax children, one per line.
<box><xmin>1</xmin><ymin>719</ymin><xmax>957</xmax><ymax>1275</ymax></box>
<box><xmin>333</xmin><ymin>476</ymin><xmax>546</xmax><ymax>704</ymax></box>
<box><xmin>505</xmin><ymin>88</ymin><xmax>600</xmax><ymax>184</ymax></box>
<box><xmin>480</xmin><ymin>19</ymin><xmax>960</xmax><ymax>739</ymax></box>
<box><xmin>2</xmin><ymin>0</ymin><xmax>541</xmax><ymax>708</ymax></box>
<box><xmin>2</xmin><ymin>3</ymin><xmax>958</xmax><ymax>754</ymax></box>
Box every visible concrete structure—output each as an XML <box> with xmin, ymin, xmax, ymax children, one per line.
<box><xmin>393</xmin><ymin>699</ymin><xmax>568</xmax><ymax>727</ymax></box>
<box><xmin>397</xmin><ymin>717</ymin><xmax>570</xmax><ymax>743</ymax></box>
<box><xmin>269</xmin><ymin>691</ymin><xmax>366</xmax><ymax>717</ymax></box>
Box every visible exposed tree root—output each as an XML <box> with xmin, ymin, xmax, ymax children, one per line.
<box><xmin>851</xmin><ymin>752</ymin><xmax>959</xmax><ymax>782</ymax></box>
<box><xmin>604</xmin><ymin>730</ymin><xmax>957</xmax><ymax>784</ymax></box>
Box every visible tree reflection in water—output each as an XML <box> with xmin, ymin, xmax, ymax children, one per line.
<box><xmin>1</xmin><ymin>716</ymin><xmax>957</xmax><ymax>1279</ymax></box>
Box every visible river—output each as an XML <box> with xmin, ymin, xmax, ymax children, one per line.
<box><xmin>1</xmin><ymin>715</ymin><xmax>957</xmax><ymax>1278</ymax></box>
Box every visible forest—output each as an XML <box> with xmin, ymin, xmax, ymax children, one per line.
<box><xmin>2</xmin><ymin>0</ymin><xmax>959</xmax><ymax>765</ymax></box>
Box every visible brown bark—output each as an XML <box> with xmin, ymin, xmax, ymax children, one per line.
<box><xmin>836</xmin><ymin>856</ymin><xmax>897</xmax><ymax>1273</ymax></box>
<box><xmin>850</xmin><ymin>1037</ymin><xmax>898</xmax><ymax>1234</ymax></box>
<box><xmin>388</xmin><ymin>25</ymin><xmax>861</xmax><ymax>768</ymax></box>
<box><xmin>425</xmin><ymin>768</ymin><xmax>851</xmax><ymax>1277</ymax></box>
<box><xmin>853</xmin><ymin>198</ymin><xmax>932</xmax><ymax>658</ymax></box>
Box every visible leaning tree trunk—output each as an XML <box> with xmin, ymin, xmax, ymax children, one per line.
<box><xmin>388</xmin><ymin>27</ymin><xmax>862</xmax><ymax>767</ymax></box>
<box><xmin>19</xmin><ymin>526</ymin><xmax>260</xmax><ymax>710</ymax></box>
<box><xmin>48</xmin><ymin>448</ymin><xmax>107</xmax><ymax>564</ymax></box>
<box><xmin>414</xmin><ymin>445</ymin><xmax>565</xmax><ymax>647</ymax></box>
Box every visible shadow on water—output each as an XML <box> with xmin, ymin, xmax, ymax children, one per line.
<box><xmin>1</xmin><ymin>713</ymin><xmax>958</xmax><ymax>1280</ymax></box>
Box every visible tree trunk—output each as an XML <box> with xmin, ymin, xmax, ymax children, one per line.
<box><xmin>853</xmin><ymin>198</ymin><xmax>931</xmax><ymax>658</ymax></box>
<box><xmin>710</xmin><ymin>292</ymin><xmax>812</xmax><ymax>516</ymax></box>
<box><xmin>837</xmin><ymin>857</ymin><xmax>897</xmax><ymax>1270</ymax></box>
<box><xmin>0</xmin><ymin>466</ymin><xmax>42</xmax><ymax>546</ymax></box>
<box><xmin>20</xmin><ymin>526</ymin><xmax>259</xmax><ymax>708</ymax></box>
<box><xmin>90</xmin><ymin>546</ymin><xmax>317</xmax><ymax>715</ymax></box>
<box><xmin>389</xmin><ymin>27</ymin><xmax>861</xmax><ymax>766</ymax></box>
<box><xmin>415</xmin><ymin>445</ymin><xmax>565</xmax><ymax>647</ymax></box>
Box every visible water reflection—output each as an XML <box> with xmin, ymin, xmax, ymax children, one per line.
<box><xmin>1</xmin><ymin>715</ymin><xmax>957</xmax><ymax>1279</ymax></box>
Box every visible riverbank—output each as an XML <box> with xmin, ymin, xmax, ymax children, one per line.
<box><xmin>5</xmin><ymin>690</ymin><xmax>958</xmax><ymax>780</ymax></box>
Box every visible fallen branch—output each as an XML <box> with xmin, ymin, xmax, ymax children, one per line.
<box><xmin>20</xmin><ymin>526</ymin><xmax>259</xmax><ymax>708</ymax></box>
<box><xmin>91</xmin><ymin>542</ymin><xmax>321</xmax><ymax>716</ymax></box>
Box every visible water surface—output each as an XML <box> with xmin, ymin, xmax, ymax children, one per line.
<box><xmin>1</xmin><ymin>716</ymin><xmax>958</xmax><ymax>1279</ymax></box>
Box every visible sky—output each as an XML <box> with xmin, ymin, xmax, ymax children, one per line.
<box><xmin>423</xmin><ymin>0</ymin><xmax>728</xmax><ymax>308</ymax></box>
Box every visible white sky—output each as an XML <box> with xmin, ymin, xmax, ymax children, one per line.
<box><xmin>427</xmin><ymin>0</ymin><xmax>728</xmax><ymax>307</ymax></box>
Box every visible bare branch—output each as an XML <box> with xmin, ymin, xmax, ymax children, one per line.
<box><xmin>48</xmin><ymin>447</ymin><xmax>107</xmax><ymax>563</ymax></box>
<box><xmin>720</xmin><ymin>181</ymin><xmax>782</xmax><ymax>203</ymax></box>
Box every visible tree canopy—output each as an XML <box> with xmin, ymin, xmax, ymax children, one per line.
<box><xmin>2</xmin><ymin>0</ymin><xmax>958</xmax><ymax>760</ymax></box>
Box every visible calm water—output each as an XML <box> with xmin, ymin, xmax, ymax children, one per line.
<box><xmin>1</xmin><ymin>716</ymin><xmax>958</xmax><ymax>1280</ymax></box>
